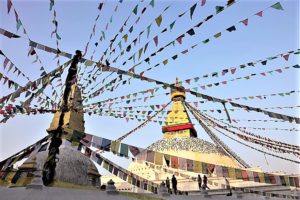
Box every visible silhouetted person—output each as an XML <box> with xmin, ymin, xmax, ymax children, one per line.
<box><xmin>202</xmin><ymin>175</ymin><xmax>210</xmax><ymax>190</ymax></box>
<box><xmin>225</xmin><ymin>177</ymin><xmax>232</xmax><ymax>196</ymax></box>
<box><xmin>171</xmin><ymin>175</ymin><xmax>177</xmax><ymax>195</ymax></box>
<box><xmin>197</xmin><ymin>174</ymin><xmax>202</xmax><ymax>190</ymax></box>
<box><xmin>166</xmin><ymin>177</ymin><xmax>170</xmax><ymax>193</ymax></box>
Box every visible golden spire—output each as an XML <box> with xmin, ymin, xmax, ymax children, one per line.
<box><xmin>162</xmin><ymin>78</ymin><xmax>197</xmax><ymax>139</ymax></box>
<box><xmin>171</xmin><ymin>77</ymin><xmax>186</xmax><ymax>101</ymax></box>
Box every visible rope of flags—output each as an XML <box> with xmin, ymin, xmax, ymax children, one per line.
<box><xmin>86</xmin><ymin>0</ymin><xmax>171</xmax><ymax>94</ymax></box>
<box><xmin>0</xmin><ymin>60</ymin><xmax>71</xmax><ymax>107</ymax></box>
<box><xmin>79</xmin><ymin>0</ymin><xmax>122</xmax><ymax>85</ymax></box>
<box><xmin>182</xmin><ymin>49</ymin><xmax>300</xmax><ymax>86</ymax></box>
<box><xmin>105</xmin><ymin>1</ymin><xmax>284</xmax><ymax>93</ymax></box>
<box><xmin>6</xmin><ymin>0</ymin><xmax>62</xmax><ymax>100</ymax></box>
<box><xmin>4</xmin><ymin>24</ymin><xmax>298</xmax><ymax>126</ymax></box>
<box><xmin>130</xmin><ymin>1</ymin><xmax>284</xmax><ymax>75</ymax></box>
<box><xmin>108</xmin><ymin>0</ymin><xmax>197</xmax><ymax>63</ymax></box>
<box><xmin>3</xmin><ymin>2</ymin><xmax>298</xmax><ymax>124</ymax></box>
<box><xmin>193</xmin><ymin>64</ymin><xmax>299</xmax><ymax>91</ymax></box>
<box><xmin>118</xmin><ymin>0</ymin><xmax>235</xmax><ymax>67</ymax></box>
<box><xmin>0</xmin><ymin>136</ymin><xmax>49</xmax><ymax>172</ymax></box>
<box><xmin>0</xmin><ymin>50</ymin><xmax>58</xmax><ymax>109</ymax></box>
<box><xmin>88</xmin><ymin>104</ymin><xmax>300</xmax><ymax>117</ymax></box>
<box><xmin>79</xmin><ymin>143</ymin><xmax>160</xmax><ymax>194</ymax></box>
<box><xmin>201</xmin><ymin>112</ymin><xmax>300</xmax><ymax>154</ymax></box>
<box><xmin>83</xmin><ymin>47</ymin><xmax>299</xmax><ymax>99</ymax></box>
<box><xmin>116</xmin><ymin>101</ymin><xmax>171</xmax><ymax>142</ymax></box>
<box><xmin>63</xmin><ymin>128</ymin><xmax>300</xmax><ymax>188</ymax></box>
<box><xmin>85</xmin><ymin>87</ymin><xmax>299</xmax><ymax>111</ymax></box>
<box><xmin>78</xmin><ymin>0</ymin><xmax>144</xmax><ymax>89</ymax></box>
<box><xmin>185</xmin><ymin>102</ymin><xmax>300</xmax><ymax>164</ymax></box>
<box><xmin>105</xmin><ymin>0</ymin><xmax>157</xmax><ymax>62</ymax></box>
<box><xmin>92</xmin><ymin>0</ymin><xmax>235</xmax><ymax>94</ymax></box>
<box><xmin>2</xmin><ymin>25</ymin><xmax>297</xmax><ymax>102</ymax></box>
<box><xmin>81</xmin><ymin>0</ymin><xmax>106</xmax><ymax>58</ymax></box>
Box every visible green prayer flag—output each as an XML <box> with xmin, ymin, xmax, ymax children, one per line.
<box><xmin>118</xmin><ymin>41</ymin><xmax>122</xmax><ymax>50</ymax></box>
<box><xmin>150</xmin><ymin>105</ymin><xmax>155</xmax><ymax>110</ymax></box>
<box><xmin>162</xmin><ymin>59</ymin><xmax>168</xmax><ymax>65</ymax></box>
<box><xmin>150</xmin><ymin>0</ymin><xmax>154</xmax><ymax>7</ymax></box>
<box><xmin>132</xmin><ymin>5</ymin><xmax>138</xmax><ymax>15</ymax></box>
<box><xmin>271</xmin><ymin>2</ymin><xmax>283</xmax><ymax>10</ymax></box>
<box><xmin>138</xmin><ymin>48</ymin><xmax>143</xmax><ymax>60</ymax></box>
<box><xmin>50</xmin><ymin>0</ymin><xmax>54</xmax><ymax>11</ymax></box>
<box><xmin>155</xmin><ymin>15</ymin><xmax>162</xmax><ymax>27</ymax></box>
<box><xmin>101</xmin><ymin>31</ymin><xmax>105</xmax><ymax>40</ymax></box>
<box><xmin>215</xmin><ymin>6</ymin><xmax>224</xmax><ymax>14</ymax></box>
<box><xmin>202</xmin><ymin>39</ymin><xmax>209</xmax><ymax>44</ymax></box>
<box><xmin>147</xmin><ymin>25</ymin><xmax>151</xmax><ymax>38</ymax></box>
<box><xmin>56</xmin><ymin>33</ymin><xmax>61</xmax><ymax>40</ymax></box>
<box><xmin>170</xmin><ymin>21</ymin><xmax>176</xmax><ymax>30</ymax></box>
<box><xmin>110</xmin><ymin>16</ymin><xmax>113</xmax><ymax>23</ymax></box>
<box><xmin>16</xmin><ymin>20</ymin><xmax>22</xmax><ymax>31</ymax></box>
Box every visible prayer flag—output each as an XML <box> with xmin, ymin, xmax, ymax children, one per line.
<box><xmin>255</xmin><ymin>11</ymin><xmax>263</xmax><ymax>17</ymax></box>
<box><xmin>240</xmin><ymin>18</ymin><xmax>248</xmax><ymax>26</ymax></box>
<box><xmin>226</xmin><ymin>26</ymin><xmax>236</xmax><ymax>32</ymax></box>
<box><xmin>190</xmin><ymin>3</ymin><xmax>197</xmax><ymax>19</ymax></box>
<box><xmin>271</xmin><ymin>2</ymin><xmax>284</xmax><ymax>10</ymax></box>
<box><xmin>155</xmin><ymin>15</ymin><xmax>162</xmax><ymax>27</ymax></box>
<box><xmin>132</xmin><ymin>5</ymin><xmax>138</xmax><ymax>15</ymax></box>
<box><xmin>153</xmin><ymin>36</ymin><xmax>158</xmax><ymax>46</ymax></box>
<box><xmin>215</xmin><ymin>6</ymin><xmax>224</xmax><ymax>14</ymax></box>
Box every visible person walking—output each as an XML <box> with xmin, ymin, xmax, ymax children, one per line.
<box><xmin>197</xmin><ymin>174</ymin><xmax>202</xmax><ymax>190</ymax></box>
<box><xmin>171</xmin><ymin>175</ymin><xmax>178</xmax><ymax>195</ymax></box>
<box><xmin>202</xmin><ymin>175</ymin><xmax>210</xmax><ymax>190</ymax></box>
<box><xmin>225</xmin><ymin>177</ymin><xmax>232</xmax><ymax>196</ymax></box>
<box><xmin>166</xmin><ymin>177</ymin><xmax>171</xmax><ymax>193</ymax></box>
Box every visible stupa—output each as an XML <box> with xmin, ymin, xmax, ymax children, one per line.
<box><xmin>126</xmin><ymin>78</ymin><xmax>241</xmax><ymax>191</ymax></box>
<box><xmin>1</xmin><ymin>52</ymin><xmax>101</xmax><ymax>188</ymax></box>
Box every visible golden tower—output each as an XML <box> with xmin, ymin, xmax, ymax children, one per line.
<box><xmin>162</xmin><ymin>78</ymin><xmax>197</xmax><ymax>138</ymax></box>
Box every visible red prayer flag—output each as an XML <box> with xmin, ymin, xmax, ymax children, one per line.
<box><xmin>222</xmin><ymin>81</ymin><xmax>227</xmax><ymax>84</ymax></box>
<box><xmin>240</xmin><ymin>18</ymin><xmax>248</xmax><ymax>26</ymax></box>
<box><xmin>7</xmin><ymin>0</ymin><xmax>12</xmax><ymax>14</ymax></box>
<box><xmin>193</xmin><ymin>102</ymin><xmax>198</xmax><ymax>107</ymax></box>
<box><xmin>275</xmin><ymin>69</ymin><xmax>282</xmax><ymax>73</ymax></box>
<box><xmin>181</xmin><ymin>49</ymin><xmax>188</xmax><ymax>54</ymax></box>
<box><xmin>255</xmin><ymin>11</ymin><xmax>263</xmax><ymax>17</ymax></box>
<box><xmin>283</xmin><ymin>54</ymin><xmax>289</xmax><ymax>61</ymax></box>
<box><xmin>201</xmin><ymin>0</ymin><xmax>206</xmax><ymax>6</ymax></box>
<box><xmin>185</xmin><ymin>79</ymin><xmax>191</xmax><ymax>84</ymax></box>
<box><xmin>153</xmin><ymin>36</ymin><xmax>158</xmax><ymax>46</ymax></box>
<box><xmin>200</xmin><ymin>86</ymin><xmax>205</xmax><ymax>90</ymax></box>
<box><xmin>3</xmin><ymin>58</ymin><xmax>9</xmax><ymax>69</ymax></box>
<box><xmin>176</xmin><ymin>35</ymin><xmax>184</xmax><ymax>44</ymax></box>
<box><xmin>230</xmin><ymin>68</ymin><xmax>236</xmax><ymax>74</ymax></box>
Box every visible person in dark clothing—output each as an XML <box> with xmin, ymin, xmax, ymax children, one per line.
<box><xmin>197</xmin><ymin>174</ymin><xmax>202</xmax><ymax>190</ymax></box>
<box><xmin>171</xmin><ymin>175</ymin><xmax>177</xmax><ymax>195</ymax></box>
<box><xmin>202</xmin><ymin>175</ymin><xmax>210</xmax><ymax>190</ymax></box>
<box><xmin>166</xmin><ymin>177</ymin><xmax>170</xmax><ymax>193</ymax></box>
<box><xmin>225</xmin><ymin>177</ymin><xmax>232</xmax><ymax>196</ymax></box>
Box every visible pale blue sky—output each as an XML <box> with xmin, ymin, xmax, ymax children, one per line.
<box><xmin>0</xmin><ymin>0</ymin><xmax>299</xmax><ymax>174</ymax></box>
